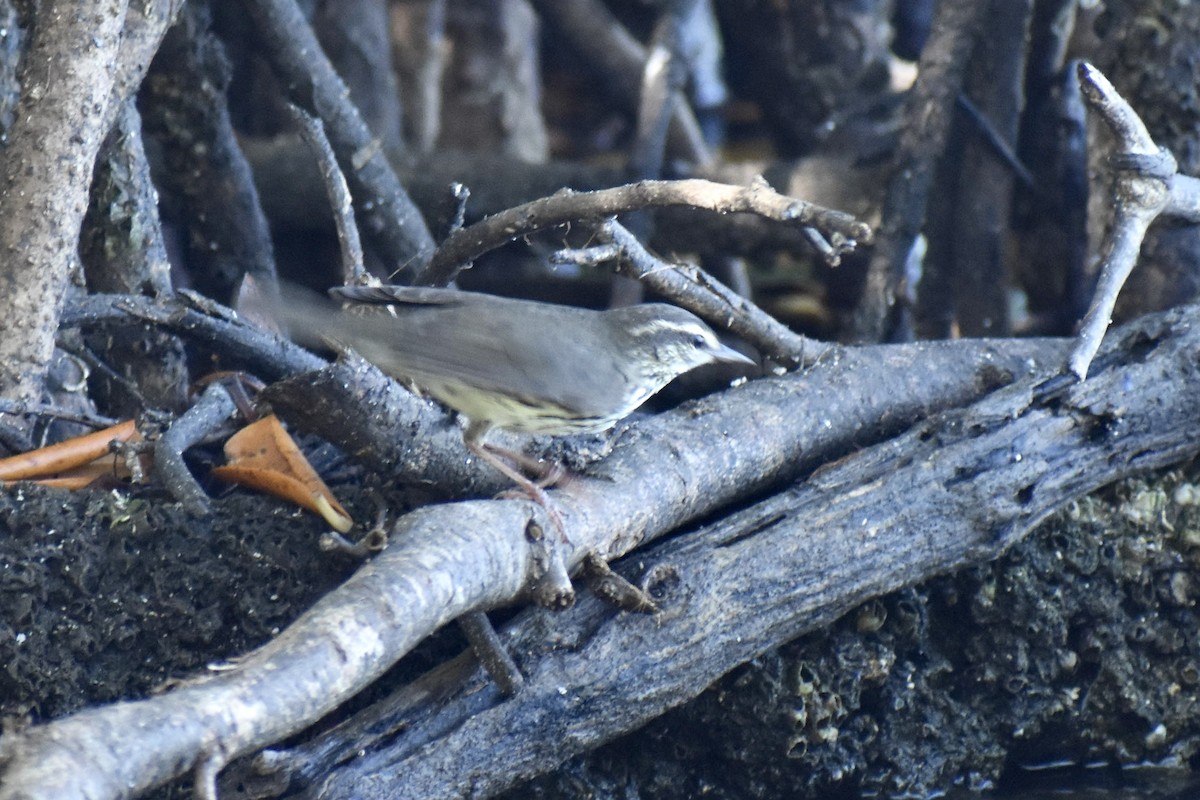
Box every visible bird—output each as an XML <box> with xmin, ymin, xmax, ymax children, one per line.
<box><xmin>274</xmin><ymin>284</ymin><xmax>755</xmax><ymax>511</ymax></box>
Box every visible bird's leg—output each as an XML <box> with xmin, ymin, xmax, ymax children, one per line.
<box><xmin>464</xmin><ymin>421</ymin><xmax>565</xmax><ymax>532</ymax></box>
<box><xmin>489</xmin><ymin>447</ymin><xmax>568</xmax><ymax>488</ymax></box>
<box><xmin>457</xmin><ymin>420</ymin><xmax>566</xmax><ymax>487</ymax></box>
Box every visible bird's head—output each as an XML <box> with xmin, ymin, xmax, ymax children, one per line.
<box><xmin>614</xmin><ymin>304</ymin><xmax>756</xmax><ymax>388</ymax></box>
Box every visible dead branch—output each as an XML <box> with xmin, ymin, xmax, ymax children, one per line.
<box><xmin>0</xmin><ymin>330</ymin><xmax>1059</xmax><ymax>799</ymax></box>
<box><xmin>851</xmin><ymin>0</ymin><xmax>988</xmax><ymax>343</ymax></box>
<box><xmin>140</xmin><ymin>1</ymin><xmax>278</xmax><ymax>304</ymax></box>
<box><xmin>1066</xmin><ymin>62</ymin><xmax>1200</xmax><ymax>379</ymax></box>
<box><xmin>60</xmin><ymin>292</ymin><xmax>325</xmax><ymax>381</ymax></box>
<box><xmin>916</xmin><ymin>2</ymin><xmax>1032</xmax><ymax>339</ymax></box>
<box><xmin>286</xmin><ymin>104</ymin><xmax>366</xmax><ymax>285</ymax></box>
<box><xmin>304</xmin><ymin>302</ymin><xmax>1200</xmax><ymax>800</ymax></box>
<box><xmin>151</xmin><ymin>383</ymin><xmax>239</xmax><ymax>516</ymax></box>
<box><xmin>244</xmin><ymin>0</ymin><xmax>435</xmax><ymax>273</ymax></box>
<box><xmin>553</xmin><ymin>217</ymin><xmax>817</xmax><ymax>366</ymax></box>
<box><xmin>417</xmin><ymin>177</ymin><xmax>873</xmax><ymax>285</ymax></box>
<box><xmin>246</xmin><ymin>136</ymin><xmax>871</xmax><ymax>270</ymax></box>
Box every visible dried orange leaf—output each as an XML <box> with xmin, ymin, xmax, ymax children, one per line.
<box><xmin>212</xmin><ymin>415</ymin><xmax>353</xmax><ymax>532</ymax></box>
<box><xmin>35</xmin><ymin>456</ymin><xmax>132</xmax><ymax>490</ymax></box>
<box><xmin>0</xmin><ymin>420</ymin><xmax>139</xmax><ymax>482</ymax></box>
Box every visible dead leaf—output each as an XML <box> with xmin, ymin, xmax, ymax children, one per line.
<box><xmin>212</xmin><ymin>415</ymin><xmax>353</xmax><ymax>532</ymax></box>
<box><xmin>0</xmin><ymin>420</ymin><xmax>140</xmax><ymax>486</ymax></box>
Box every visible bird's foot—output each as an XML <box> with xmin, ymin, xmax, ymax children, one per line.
<box><xmin>495</xmin><ymin>480</ymin><xmax>566</xmax><ymax>536</ymax></box>
<box><xmin>469</xmin><ymin>441</ymin><xmax>567</xmax><ymax>536</ymax></box>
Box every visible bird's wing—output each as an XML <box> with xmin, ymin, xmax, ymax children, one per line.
<box><xmin>323</xmin><ymin>289</ymin><xmax>626</xmax><ymax>418</ymax></box>
<box><xmin>329</xmin><ymin>285</ymin><xmax>469</xmax><ymax>308</ymax></box>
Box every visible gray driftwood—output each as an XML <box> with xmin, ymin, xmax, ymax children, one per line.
<box><xmin>240</xmin><ymin>304</ymin><xmax>1200</xmax><ymax>799</ymax></box>
<box><xmin>0</xmin><ymin>303</ymin><xmax>1060</xmax><ymax>799</ymax></box>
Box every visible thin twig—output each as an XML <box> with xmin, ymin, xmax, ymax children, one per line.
<box><xmin>153</xmin><ymin>383</ymin><xmax>239</xmax><ymax>515</ymax></box>
<box><xmin>955</xmin><ymin>94</ymin><xmax>1036</xmax><ymax>191</ymax></box>
<box><xmin>552</xmin><ymin>218</ymin><xmax>820</xmax><ymax>367</ymax></box>
<box><xmin>0</xmin><ymin>399</ymin><xmax>119</xmax><ymax>430</ymax></box>
<box><xmin>60</xmin><ymin>293</ymin><xmax>326</xmax><ymax>381</ymax></box>
<box><xmin>1067</xmin><ymin>62</ymin><xmax>1184</xmax><ymax>379</ymax></box>
<box><xmin>287</xmin><ymin>104</ymin><xmax>366</xmax><ymax>285</ymax></box>
<box><xmin>417</xmin><ymin>178</ymin><xmax>872</xmax><ymax>286</ymax></box>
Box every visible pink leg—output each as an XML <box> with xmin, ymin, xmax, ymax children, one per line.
<box><xmin>466</xmin><ymin>439</ymin><xmax>565</xmax><ymax>534</ymax></box>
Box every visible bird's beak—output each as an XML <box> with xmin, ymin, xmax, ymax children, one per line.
<box><xmin>712</xmin><ymin>343</ymin><xmax>757</xmax><ymax>367</ymax></box>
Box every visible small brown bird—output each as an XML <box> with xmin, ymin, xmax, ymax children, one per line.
<box><xmin>276</xmin><ymin>284</ymin><xmax>754</xmax><ymax>506</ymax></box>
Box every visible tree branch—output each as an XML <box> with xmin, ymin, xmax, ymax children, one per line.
<box><xmin>241</xmin><ymin>303</ymin><xmax>1200</xmax><ymax>800</ymax></box>
<box><xmin>850</xmin><ymin>0</ymin><xmax>987</xmax><ymax>343</ymax></box>
<box><xmin>417</xmin><ymin>177</ymin><xmax>872</xmax><ymax>286</ymax></box>
<box><xmin>244</xmin><ymin>0</ymin><xmax>435</xmax><ymax>273</ymax></box>
<box><xmin>0</xmin><ymin>0</ymin><xmax>128</xmax><ymax>421</ymax></box>
<box><xmin>0</xmin><ymin>328</ymin><xmax>1058</xmax><ymax>799</ymax></box>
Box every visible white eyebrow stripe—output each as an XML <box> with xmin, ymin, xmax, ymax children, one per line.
<box><xmin>624</xmin><ymin>320</ymin><xmax>707</xmax><ymax>338</ymax></box>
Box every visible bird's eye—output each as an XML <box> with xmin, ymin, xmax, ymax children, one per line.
<box><xmin>691</xmin><ymin>334</ymin><xmax>707</xmax><ymax>349</ymax></box>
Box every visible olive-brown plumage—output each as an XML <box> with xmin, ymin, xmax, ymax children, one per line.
<box><xmin>275</xmin><ymin>284</ymin><xmax>753</xmax><ymax>506</ymax></box>
<box><xmin>304</xmin><ymin>285</ymin><xmax>752</xmax><ymax>437</ymax></box>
